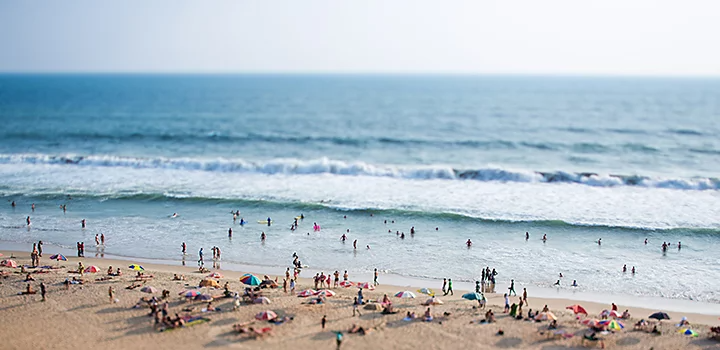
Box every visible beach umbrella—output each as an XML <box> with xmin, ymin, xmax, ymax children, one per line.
<box><xmin>417</xmin><ymin>288</ymin><xmax>435</xmax><ymax>296</ymax></box>
<box><xmin>239</xmin><ymin>274</ymin><xmax>261</xmax><ymax>286</ymax></box>
<box><xmin>649</xmin><ymin>312</ymin><xmax>670</xmax><ymax>320</ymax></box>
<box><xmin>357</xmin><ymin>282</ymin><xmax>375</xmax><ymax>290</ymax></box>
<box><xmin>314</xmin><ymin>289</ymin><xmax>336</xmax><ymax>297</ymax></box>
<box><xmin>253</xmin><ymin>296</ymin><xmax>271</xmax><ymax>304</ymax></box>
<box><xmin>128</xmin><ymin>264</ymin><xmax>144</xmax><ymax>271</ymax></box>
<box><xmin>49</xmin><ymin>254</ymin><xmax>67</xmax><ymax>261</ymax></box>
<box><xmin>207</xmin><ymin>272</ymin><xmax>223</xmax><ymax>279</ymax></box>
<box><xmin>599</xmin><ymin>319</ymin><xmax>624</xmax><ymax>330</ymax></box>
<box><xmin>600</xmin><ymin>309</ymin><xmax>622</xmax><ymax>319</ymax></box>
<box><xmin>339</xmin><ymin>281</ymin><xmax>354</xmax><ymax>288</ymax></box>
<box><xmin>395</xmin><ymin>291</ymin><xmax>416</xmax><ymax>298</ymax></box>
<box><xmin>254</xmin><ymin>297</ymin><xmax>271</xmax><ymax>304</ymax></box>
<box><xmin>140</xmin><ymin>286</ymin><xmax>158</xmax><ymax>294</ymax></box>
<box><xmin>84</xmin><ymin>265</ymin><xmax>100</xmax><ymax>273</ymax></box>
<box><xmin>297</xmin><ymin>289</ymin><xmax>316</xmax><ymax>297</ymax></box>
<box><xmin>462</xmin><ymin>292</ymin><xmax>483</xmax><ymax>301</ymax></box>
<box><xmin>182</xmin><ymin>290</ymin><xmax>201</xmax><ymax>298</ymax></box>
<box><xmin>535</xmin><ymin>312</ymin><xmax>557</xmax><ymax>321</ymax></box>
<box><xmin>424</xmin><ymin>297</ymin><xmax>443</xmax><ymax>305</ymax></box>
<box><xmin>581</xmin><ymin>319</ymin><xmax>600</xmax><ymax>327</ymax></box>
<box><xmin>679</xmin><ymin>329</ymin><xmax>698</xmax><ymax>337</ymax></box>
<box><xmin>566</xmin><ymin>304</ymin><xmax>588</xmax><ymax>315</ymax></box>
<box><xmin>0</xmin><ymin>259</ymin><xmax>17</xmax><ymax>268</ymax></box>
<box><xmin>195</xmin><ymin>294</ymin><xmax>213</xmax><ymax>301</ymax></box>
<box><xmin>255</xmin><ymin>310</ymin><xmax>277</xmax><ymax>321</ymax></box>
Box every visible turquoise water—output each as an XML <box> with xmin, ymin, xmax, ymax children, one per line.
<box><xmin>1</xmin><ymin>74</ymin><xmax>719</xmax><ymax>302</ymax></box>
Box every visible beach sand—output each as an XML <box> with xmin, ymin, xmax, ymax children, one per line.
<box><xmin>1</xmin><ymin>251</ymin><xmax>718</xmax><ymax>350</ymax></box>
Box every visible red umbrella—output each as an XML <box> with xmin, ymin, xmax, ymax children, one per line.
<box><xmin>297</xmin><ymin>289</ymin><xmax>316</xmax><ymax>297</ymax></box>
<box><xmin>255</xmin><ymin>310</ymin><xmax>277</xmax><ymax>321</ymax></box>
<box><xmin>84</xmin><ymin>265</ymin><xmax>100</xmax><ymax>273</ymax></box>
<box><xmin>357</xmin><ymin>282</ymin><xmax>375</xmax><ymax>290</ymax></box>
<box><xmin>567</xmin><ymin>304</ymin><xmax>588</xmax><ymax>315</ymax></box>
<box><xmin>0</xmin><ymin>259</ymin><xmax>17</xmax><ymax>268</ymax></box>
<box><xmin>581</xmin><ymin>318</ymin><xmax>601</xmax><ymax>327</ymax></box>
<box><xmin>339</xmin><ymin>281</ymin><xmax>354</xmax><ymax>288</ymax></box>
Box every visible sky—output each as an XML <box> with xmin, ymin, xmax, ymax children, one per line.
<box><xmin>0</xmin><ymin>0</ymin><xmax>718</xmax><ymax>75</ymax></box>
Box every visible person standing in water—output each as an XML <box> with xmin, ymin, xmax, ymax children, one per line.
<box><xmin>37</xmin><ymin>241</ymin><xmax>43</xmax><ymax>257</ymax></box>
<box><xmin>81</xmin><ymin>219</ymin><xmax>86</xmax><ymax>228</ymax></box>
<box><xmin>373</xmin><ymin>268</ymin><xmax>379</xmax><ymax>286</ymax></box>
<box><xmin>261</xmin><ymin>232</ymin><xmax>266</xmax><ymax>241</ymax></box>
<box><xmin>26</xmin><ymin>216</ymin><xmax>31</xmax><ymax>226</ymax></box>
<box><xmin>31</xmin><ymin>203</ymin><xmax>35</xmax><ymax>211</ymax></box>
<box><xmin>228</xmin><ymin>228</ymin><xmax>232</xmax><ymax>238</ymax></box>
<box><xmin>353</xmin><ymin>240</ymin><xmax>357</xmax><ymax>250</ymax></box>
<box><xmin>198</xmin><ymin>248</ymin><xmax>204</xmax><ymax>266</ymax></box>
<box><xmin>95</xmin><ymin>234</ymin><xmax>100</xmax><ymax>246</ymax></box>
<box><xmin>525</xmin><ymin>232</ymin><xmax>529</xmax><ymax>240</ymax></box>
<box><xmin>267</xmin><ymin>217</ymin><xmax>271</xmax><ymax>226</ymax></box>
<box><xmin>181</xmin><ymin>242</ymin><xmax>186</xmax><ymax>255</ymax></box>
<box><xmin>101</xmin><ymin>233</ymin><xmax>105</xmax><ymax>246</ymax></box>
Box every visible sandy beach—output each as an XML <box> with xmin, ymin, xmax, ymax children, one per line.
<box><xmin>1</xmin><ymin>250</ymin><xmax>719</xmax><ymax>350</ymax></box>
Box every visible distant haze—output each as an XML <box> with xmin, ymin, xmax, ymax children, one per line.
<box><xmin>1</xmin><ymin>0</ymin><xmax>719</xmax><ymax>75</ymax></box>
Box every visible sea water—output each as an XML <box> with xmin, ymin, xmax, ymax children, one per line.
<box><xmin>0</xmin><ymin>74</ymin><xmax>719</xmax><ymax>303</ymax></box>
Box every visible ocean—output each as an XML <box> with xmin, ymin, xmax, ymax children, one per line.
<box><xmin>1</xmin><ymin>74</ymin><xmax>719</xmax><ymax>304</ymax></box>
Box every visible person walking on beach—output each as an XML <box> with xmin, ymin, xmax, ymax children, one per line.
<box><xmin>40</xmin><ymin>282</ymin><xmax>46</xmax><ymax>302</ymax></box>
<box><xmin>109</xmin><ymin>286</ymin><xmax>115</xmax><ymax>303</ymax></box>
<box><xmin>373</xmin><ymin>268</ymin><xmax>379</xmax><ymax>286</ymax></box>
<box><xmin>504</xmin><ymin>293</ymin><xmax>510</xmax><ymax>313</ymax></box>
<box><xmin>198</xmin><ymin>248</ymin><xmax>204</xmax><ymax>266</ymax></box>
<box><xmin>442</xmin><ymin>278</ymin><xmax>447</xmax><ymax>294</ymax></box>
<box><xmin>508</xmin><ymin>279</ymin><xmax>516</xmax><ymax>296</ymax></box>
<box><xmin>522</xmin><ymin>288</ymin><xmax>528</xmax><ymax>306</ymax></box>
<box><xmin>352</xmin><ymin>297</ymin><xmax>362</xmax><ymax>316</ymax></box>
<box><xmin>321</xmin><ymin>315</ymin><xmax>327</xmax><ymax>329</ymax></box>
<box><xmin>445</xmin><ymin>279</ymin><xmax>454</xmax><ymax>296</ymax></box>
<box><xmin>37</xmin><ymin>241</ymin><xmax>43</xmax><ymax>257</ymax></box>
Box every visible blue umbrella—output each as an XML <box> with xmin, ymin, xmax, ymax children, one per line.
<box><xmin>462</xmin><ymin>292</ymin><xmax>483</xmax><ymax>301</ymax></box>
<box><xmin>49</xmin><ymin>254</ymin><xmax>67</xmax><ymax>261</ymax></box>
<box><xmin>240</xmin><ymin>274</ymin><xmax>261</xmax><ymax>286</ymax></box>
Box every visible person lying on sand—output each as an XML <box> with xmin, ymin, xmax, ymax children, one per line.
<box><xmin>348</xmin><ymin>324</ymin><xmax>374</xmax><ymax>335</ymax></box>
<box><xmin>126</xmin><ymin>282</ymin><xmax>143</xmax><ymax>290</ymax></box>
<box><xmin>95</xmin><ymin>276</ymin><xmax>112</xmax><ymax>281</ymax></box>
<box><xmin>135</xmin><ymin>272</ymin><xmax>155</xmax><ymax>280</ymax></box>
<box><xmin>270</xmin><ymin>316</ymin><xmax>293</xmax><ymax>325</ymax></box>
<box><xmin>172</xmin><ymin>274</ymin><xmax>185</xmax><ymax>281</ymax></box>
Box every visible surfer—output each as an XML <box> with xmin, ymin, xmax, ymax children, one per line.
<box><xmin>267</xmin><ymin>217</ymin><xmax>271</xmax><ymax>226</ymax></box>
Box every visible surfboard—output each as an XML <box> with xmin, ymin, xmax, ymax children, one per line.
<box><xmin>294</xmin><ymin>216</ymin><xmax>302</xmax><ymax>220</ymax></box>
<box><xmin>258</xmin><ymin>220</ymin><xmax>272</xmax><ymax>224</ymax></box>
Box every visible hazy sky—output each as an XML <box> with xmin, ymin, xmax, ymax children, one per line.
<box><xmin>1</xmin><ymin>0</ymin><xmax>718</xmax><ymax>75</ymax></box>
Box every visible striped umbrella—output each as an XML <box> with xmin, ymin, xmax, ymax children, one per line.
<box><xmin>581</xmin><ymin>318</ymin><xmax>601</xmax><ymax>327</ymax></box>
<box><xmin>535</xmin><ymin>312</ymin><xmax>557</xmax><ymax>321</ymax></box>
<box><xmin>567</xmin><ymin>304</ymin><xmax>588</xmax><ymax>315</ymax></box>
<box><xmin>207</xmin><ymin>272</ymin><xmax>223</xmax><ymax>279</ymax></box>
<box><xmin>395</xmin><ymin>291</ymin><xmax>416</xmax><ymax>298</ymax></box>
<box><xmin>49</xmin><ymin>254</ymin><xmax>67</xmax><ymax>261</ymax></box>
<box><xmin>598</xmin><ymin>319</ymin><xmax>624</xmax><ymax>330</ymax></box>
<box><xmin>314</xmin><ymin>289</ymin><xmax>336</xmax><ymax>297</ymax></box>
<box><xmin>417</xmin><ymin>288</ymin><xmax>435</xmax><ymax>296</ymax></box>
<box><xmin>181</xmin><ymin>290</ymin><xmax>201</xmax><ymax>298</ymax></box>
<box><xmin>128</xmin><ymin>264</ymin><xmax>144</xmax><ymax>271</ymax></box>
<box><xmin>339</xmin><ymin>281</ymin><xmax>354</xmax><ymax>288</ymax></box>
<box><xmin>84</xmin><ymin>265</ymin><xmax>100</xmax><ymax>273</ymax></box>
<box><xmin>297</xmin><ymin>289</ymin><xmax>316</xmax><ymax>297</ymax></box>
<box><xmin>679</xmin><ymin>329</ymin><xmax>698</xmax><ymax>337</ymax></box>
<box><xmin>239</xmin><ymin>274</ymin><xmax>260</xmax><ymax>286</ymax></box>
<box><xmin>255</xmin><ymin>310</ymin><xmax>277</xmax><ymax>321</ymax></box>
<box><xmin>357</xmin><ymin>282</ymin><xmax>375</xmax><ymax>290</ymax></box>
<box><xmin>254</xmin><ymin>297</ymin><xmax>271</xmax><ymax>304</ymax></box>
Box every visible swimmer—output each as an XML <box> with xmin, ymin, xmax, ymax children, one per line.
<box><xmin>171</xmin><ymin>213</ymin><xmax>178</xmax><ymax>218</ymax></box>
<box><xmin>400</xmin><ymin>233</ymin><xmax>405</xmax><ymax>239</ymax></box>
<box><xmin>435</xmin><ymin>227</ymin><xmax>438</xmax><ymax>231</ymax></box>
<box><xmin>239</xmin><ymin>218</ymin><xmax>246</xmax><ymax>225</ymax></box>
<box><xmin>466</xmin><ymin>239</ymin><xmax>472</xmax><ymax>247</ymax></box>
<box><xmin>340</xmin><ymin>234</ymin><xmax>347</xmax><ymax>241</ymax></box>
<box><xmin>366</xmin><ymin>245</ymin><xmax>370</xmax><ymax>250</ymax></box>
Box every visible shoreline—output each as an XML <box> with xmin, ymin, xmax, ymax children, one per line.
<box><xmin>3</xmin><ymin>243</ymin><xmax>719</xmax><ymax>325</ymax></box>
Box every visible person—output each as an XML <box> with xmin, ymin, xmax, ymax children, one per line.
<box><xmin>95</xmin><ymin>234</ymin><xmax>100</xmax><ymax>246</ymax></box>
<box><xmin>442</xmin><ymin>278</ymin><xmax>447</xmax><ymax>294</ymax></box>
<box><xmin>526</xmin><ymin>232</ymin><xmax>529</xmax><ymax>240</ymax></box>
<box><xmin>80</xmin><ymin>242</ymin><xmax>84</xmax><ymax>256</ymax></box>
<box><xmin>423</xmin><ymin>307</ymin><xmax>433</xmax><ymax>322</ymax></box>
<box><xmin>215</xmin><ymin>247</ymin><xmax>221</xmax><ymax>260</ymax></box>
<box><xmin>374</xmin><ymin>268</ymin><xmax>379</xmax><ymax>285</ymax></box>
<box><xmin>40</xmin><ymin>282</ymin><xmax>46</xmax><ymax>301</ymax></box>
<box><xmin>352</xmin><ymin>297</ymin><xmax>362</xmax><ymax>316</ymax></box>
<box><xmin>353</xmin><ymin>240</ymin><xmax>357</xmax><ymax>250</ymax></box>
<box><xmin>81</xmin><ymin>219</ymin><xmax>86</xmax><ymax>228</ymax></box>
<box><xmin>116</xmin><ymin>268</ymin><xmax>122</xmax><ymax>276</ymax></box>
<box><xmin>107</xmin><ymin>266</ymin><xmax>114</xmax><ymax>275</ymax></box>
<box><xmin>522</xmin><ymin>288</ymin><xmax>528</xmax><ymax>306</ymax></box>
<box><xmin>198</xmin><ymin>248</ymin><xmax>204</xmax><ymax>266</ymax></box>
<box><xmin>335</xmin><ymin>331</ymin><xmax>343</xmax><ymax>350</ymax></box>
<box><xmin>623</xmin><ymin>264</ymin><xmax>627</xmax><ymax>273</ymax></box>
<box><xmin>37</xmin><ymin>240</ymin><xmax>43</xmax><ymax>257</ymax></box>
<box><xmin>542</xmin><ymin>234</ymin><xmax>547</xmax><ymax>242</ymax></box>
<box><xmin>508</xmin><ymin>279</ymin><xmax>516</xmax><ymax>296</ymax></box>
<box><xmin>101</xmin><ymin>233</ymin><xmax>105</xmax><ymax>245</ymax></box>
<box><xmin>475</xmin><ymin>281</ymin><xmax>481</xmax><ymax>293</ymax></box>
<box><xmin>504</xmin><ymin>293</ymin><xmax>510</xmax><ymax>313</ymax></box>
<box><xmin>228</xmin><ymin>228</ymin><xmax>232</xmax><ymax>238</ymax></box>
<box><xmin>334</xmin><ymin>271</ymin><xmax>339</xmax><ymax>288</ymax></box>
<box><xmin>622</xmin><ymin>309</ymin><xmax>631</xmax><ymax>319</ymax></box>
<box><xmin>321</xmin><ymin>315</ymin><xmax>327</xmax><ymax>329</ymax></box>
<box><xmin>631</xmin><ymin>266</ymin><xmax>636</xmax><ymax>274</ymax></box>
<box><xmin>644</xmin><ymin>238</ymin><xmax>648</xmax><ymax>245</ymax></box>
<box><xmin>11</xmin><ymin>201</ymin><xmax>15</xmax><ymax>208</ymax></box>
<box><xmin>597</xmin><ymin>238</ymin><xmax>602</xmax><ymax>245</ymax></box>
<box><xmin>554</xmin><ymin>280</ymin><xmax>561</xmax><ymax>286</ymax></box>
<box><xmin>357</xmin><ymin>288</ymin><xmax>364</xmax><ymax>305</ymax></box>
<box><xmin>611</xmin><ymin>303</ymin><xmax>618</xmax><ymax>311</ymax></box>
<box><xmin>340</xmin><ymin>234</ymin><xmax>347</xmax><ymax>241</ymax></box>
<box><xmin>466</xmin><ymin>239</ymin><xmax>472</xmax><ymax>247</ymax></box>
<box><xmin>267</xmin><ymin>217</ymin><xmax>271</xmax><ymax>226</ymax></box>
<box><xmin>678</xmin><ymin>241</ymin><xmax>682</xmax><ymax>250</ymax></box>
<box><xmin>108</xmin><ymin>286</ymin><xmax>115</xmax><ymax>303</ymax></box>
<box><xmin>446</xmin><ymin>279</ymin><xmax>453</xmax><ymax>295</ymax></box>
<box><xmin>343</xmin><ymin>271</ymin><xmax>348</xmax><ymax>281</ymax></box>
<box><xmin>261</xmin><ymin>232</ymin><xmax>266</xmax><ymax>241</ymax></box>
<box><xmin>486</xmin><ymin>309</ymin><xmax>495</xmax><ymax>323</ymax></box>
<box><xmin>572</xmin><ymin>280</ymin><xmax>578</xmax><ymax>287</ymax></box>
<box><xmin>78</xmin><ymin>261</ymin><xmax>84</xmax><ymax>275</ymax></box>
<box><xmin>366</xmin><ymin>245</ymin><xmax>370</xmax><ymax>250</ymax></box>
<box><xmin>31</xmin><ymin>203</ymin><xmax>35</xmax><ymax>211</ymax></box>
<box><xmin>181</xmin><ymin>242</ymin><xmax>186</xmax><ymax>254</ymax></box>
<box><xmin>290</xmin><ymin>278</ymin><xmax>296</xmax><ymax>293</ymax></box>
<box><xmin>26</xmin><ymin>216</ymin><xmax>31</xmax><ymax>226</ymax></box>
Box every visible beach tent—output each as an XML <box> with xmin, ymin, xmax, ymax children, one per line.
<box><xmin>199</xmin><ymin>279</ymin><xmax>220</xmax><ymax>288</ymax></box>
